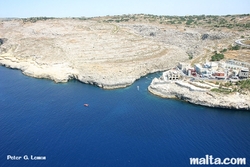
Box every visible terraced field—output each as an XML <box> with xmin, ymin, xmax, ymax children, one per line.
<box><xmin>0</xmin><ymin>19</ymin><xmax>188</xmax><ymax>88</ymax></box>
<box><xmin>0</xmin><ymin>15</ymin><xmax>249</xmax><ymax>88</ymax></box>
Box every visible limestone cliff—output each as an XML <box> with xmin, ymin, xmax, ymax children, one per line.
<box><xmin>0</xmin><ymin>19</ymin><xmax>188</xmax><ymax>88</ymax></box>
<box><xmin>0</xmin><ymin>16</ymin><xmax>248</xmax><ymax>88</ymax></box>
<box><xmin>148</xmin><ymin>78</ymin><xmax>250</xmax><ymax>110</ymax></box>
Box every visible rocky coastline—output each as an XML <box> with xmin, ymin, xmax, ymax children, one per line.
<box><xmin>1</xmin><ymin>16</ymin><xmax>247</xmax><ymax>89</ymax></box>
<box><xmin>148</xmin><ymin>78</ymin><xmax>250</xmax><ymax>110</ymax></box>
<box><xmin>0</xmin><ymin>19</ymin><xmax>189</xmax><ymax>89</ymax></box>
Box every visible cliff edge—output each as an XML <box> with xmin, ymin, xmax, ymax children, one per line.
<box><xmin>0</xmin><ymin>15</ymin><xmax>248</xmax><ymax>89</ymax></box>
<box><xmin>0</xmin><ymin>19</ymin><xmax>188</xmax><ymax>89</ymax></box>
<box><xmin>148</xmin><ymin>78</ymin><xmax>250</xmax><ymax>110</ymax></box>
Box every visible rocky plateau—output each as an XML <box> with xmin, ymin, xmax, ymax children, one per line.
<box><xmin>148</xmin><ymin>78</ymin><xmax>250</xmax><ymax>110</ymax></box>
<box><xmin>0</xmin><ymin>15</ymin><xmax>249</xmax><ymax>89</ymax></box>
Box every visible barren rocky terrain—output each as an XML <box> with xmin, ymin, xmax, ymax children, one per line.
<box><xmin>0</xmin><ymin>14</ymin><xmax>249</xmax><ymax>88</ymax></box>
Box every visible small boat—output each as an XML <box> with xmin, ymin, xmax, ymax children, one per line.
<box><xmin>137</xmin><ymin>86</ymin><xmax>139</xmax><ymax>90</ymax></box>
<box><xmin>84</xmin><ymin>104</ymin><xmax>89</xmax><ymax>107</ymax></box>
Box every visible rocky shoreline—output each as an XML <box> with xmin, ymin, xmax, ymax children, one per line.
<box><xmin>0</xmin><ymin>19</ymin><xmax>189</xmax><ymax>89</ymax></box>
<box><xmin>148</xmin><ymin>78</ymin><xmax>250</xmax><ymax>110</ymax></box>
<box><xmin>1</xmin><ymin>16</ymin><xmax>247</xmax><ymax>89</ymax></box>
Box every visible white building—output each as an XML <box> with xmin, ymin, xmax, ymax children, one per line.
<box><xmin>223</xmin><ymin>60</ymin><xmax>250</xmax><ymax>78</ymax></box>
<box><xmin>210</xmin><ymin>62</ymin><xmax>218</xmax><ymax>70</ymax></box>
<box><xmin>163</xmin><ymin>70</ymin><xmax>181</xmax><ymax>81</ymax></box>
<box><xmin>177</xmin><ymin>62</ymin><xmax>191</xmax><ymax>73</ymax></box>
<box><xmin>194</xmin><ymin>64</ymin><xmax>205</xmax><ymax>74</ymax></box>
<box><xmin>226</xmin><ymin>60</ymin><xmax>250</xmax><ymax>69</ymax></box>
<box><xmin>239</xmin><ymin>68</ymin><xmax>249</xmax><ymax>78</ymax></box>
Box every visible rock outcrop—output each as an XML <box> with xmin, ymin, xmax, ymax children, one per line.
<box><xmin>0</xmin><ymin>17</ymin><xmax>246</xmax><ymax>89</ymax></box>
<box><xmin>0</xmin><ymin>19</ymin><xmax>189</xmax><ymax>88</ymax></box>
<box><xmin>148</xmin><ymin>78</ymin><xmax>250</xmax><ymax>110</ymax></box>
<box><xmin>122</xmin><ymin>24</ymin><xmax>237</xmax><ymax>58</ymax></box>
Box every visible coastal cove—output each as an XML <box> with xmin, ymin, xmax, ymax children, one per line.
<box><xmin>1</xmin><ymin>15</ymin><xmax>249</xmax><ymax>89</ymax></box>
<box><xmin>0</xmin><ymin>66</ymin><xmax>250</xmax><ymax>167</ymax></box>
<box><xmin>148</xmin><ymin>74</ymin><xmax>250</xmax><ymax>110</ymax></box>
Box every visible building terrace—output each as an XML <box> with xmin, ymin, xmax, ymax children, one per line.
<box><xmin>177</xmin><ymin>59</ymin><xmax>250</xmax><ymax>80</ymax></box>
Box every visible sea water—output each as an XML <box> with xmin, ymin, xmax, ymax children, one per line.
<box><xmin>0</xmin><ymin>66</ymin><xmax>249</xmax><ymax>167</ymax></box>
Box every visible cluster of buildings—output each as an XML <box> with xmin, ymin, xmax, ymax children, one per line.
<box><xmin>177</xmin><ymin>60</ymin><xmax>250</xmax><ymax>80</ymax></box>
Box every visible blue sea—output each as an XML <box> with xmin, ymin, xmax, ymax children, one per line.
<box><xmin>0</xmin><ymin>66</ymin><xmax>249</xmax><ymax>167</ymax></box>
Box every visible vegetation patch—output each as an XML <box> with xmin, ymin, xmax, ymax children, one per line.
<box><xmin>97</xmin><ymin>14</ymin><xmax>250</xmax><ymax>31</ymax></box>
<box><xmin>211</xmin><ymin>80</ymin><xmax>250</xmax><ymax>94</ymax></box>
<box><xmin>211</xmin><ymin>88</ymin><xmax>231</xmax><ymax>94</ymax></box>
<box><xmin>211</xmin><ymin>53</ymin><xmax>224</xmax><ymax>61</ymax></box>
<box><xmin>230</xmin><ymin>45</ymin><xmax>241</xmax><ymax>50</ymax></box>
<box><xmin>22</xmin><ymin>17</ymin><xmax>56</xmax><ymax>23</ymax></box>
<box><xmin>188</xmin><ymin>54</ymin><xmax>193</xmax><ymax>60</ymax></box>
<box><xmin>236</xmin><ymin>79</ymin><xmax>250</xmax><ymax>91</ymax></box>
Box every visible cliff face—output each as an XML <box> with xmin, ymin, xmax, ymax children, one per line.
<box><xmin>0</xmin><ymin>19</ymin><xmax>188</xmax><ymax>88</ymax></box>
<box><xmin>148</xmin><ymin>78</ymin><xmax>250</xmax><ymax>110</ymax></box>
<box><xmin>0</xmin><ymin>17</ymin><xmax>247</xmax><ymax>88</ymax></box>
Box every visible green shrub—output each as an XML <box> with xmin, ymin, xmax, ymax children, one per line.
<box><xmin>211</xmin><ymin>88</ymin><xmax>231</xmax><ymax>94</ymax></box>
<box><xmin>188</xmin><ymin>54</ymin><xmax>193</xmax><ymax>59</ymax></box>
<box><xmin>211</xmin><ymin>53</ymin><xmax>224</xmax><ymax>61</ymax></box>
<box><xmin>221</xmin><ymin>48</ymin><xmax>227</xmax><ymax>52</ymax></box>
<box><xmin>231</xmin><ymin>45</ymin><xmax>241</xmax><ymax>50</ymax></box>
<box><xmin>186</xmin><ymin>19</ymin><xmax>193</xmax><ymax>25</ymax></box>
<box><xmin>236</xmin><ymin>80</ymin><xmax>250</xmax><ymax>91</ymax></box>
